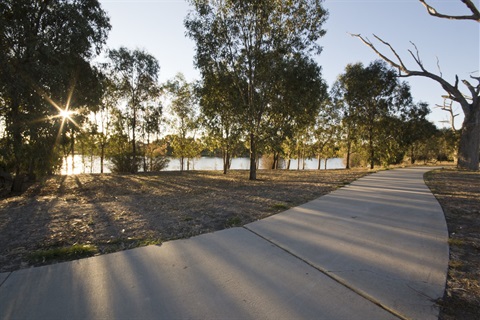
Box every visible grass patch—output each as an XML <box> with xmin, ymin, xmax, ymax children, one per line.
<box><xmin>448</xmin><ymin>238</ymin><xmax>465</xmax><ymax>247</ymax></box>
<box><xmin>99</xmin><ymin>237</ymin><xmax>162</xmax><ymax>253</ymax></box>
<box><xmin>28</xmin><ymin>244</ymin><xmax>98</xmax><ymax>264</ymax></box>
<box><xmin>225</xmin><ymin>216</ymin><xmax>242</xmax><ymax>227</ymax></box>
<box><xmin>271</xmin><ymin>203</ymin><xmax>289</xmax><ymax>211</ymax></box>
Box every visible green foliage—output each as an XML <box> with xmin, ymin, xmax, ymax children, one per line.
<box><xmin>107</xmin><ymin>134</ymin><xmax>141</xmax><ymax>173</ymax></box>
<box><xmin>106</xmin><ymin>47</ymin><xmax>161</xmax><ymax>172</ymax></box>
<box><xmin>165</xmin><ymin>74</ymin><xmax>201</xmax><ymax>171</ymax></box>
<box><xmin>185</xmin><ymin>0</ymin><xmax>329</xmax><ymax>179</ymax></box>
<box><xmin>109</xmin><ymin>152</ymin><xmax>141</xmax><ymax>174</ymax></box>
<box><xmin>0</xmin><ymin>0</ymin><xmax>111</xmax><ymax>184</ymax></box>
<box><xmin>144</xmin><ymin>140</ymin><xmax>170</xmax><ymax>172</ymax></box>
<box><xmin>225</xmin><ymin>216</ymin><xmax>242</xmax><ymax>228</ymax></box>
<box><xmin>198</xmin><ymin>71</ymin><xmax>245</xmax><ymax>173</ymax></box>
<box><xmin>333</xmin><ymin>60</ymin><xmax>440</xmax><ymax>168</ymax></box>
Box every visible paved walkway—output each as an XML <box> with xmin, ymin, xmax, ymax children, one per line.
<box><xmin>0</xmin><ymin>167</ymin><xmax>449</xmax><ymax>320</ymax></box>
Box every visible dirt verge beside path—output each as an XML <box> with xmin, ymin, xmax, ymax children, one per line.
<box><xmin>0</xmin><ymin>169</ymin><xmax>368</xmax><ymax>273</ymax></box>
<box><xmin>425</xmin><ymin>168</ymin><xmax>480</xmax><ymax>320</ymax></box>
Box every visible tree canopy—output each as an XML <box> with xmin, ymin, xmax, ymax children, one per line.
<box><xmin>0</xmin><ymin>0</ymin><xmax>111</xmax><ymax>189</ymax></box>
<box><xmin>185</xmin><ymin>0</ymin><xmax>329</xmax><ymax>179</ymax></box>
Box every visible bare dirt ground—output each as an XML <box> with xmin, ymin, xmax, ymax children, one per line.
<box><xmin>1</xmin><ymin>167</ymin><xmax>478</xmax><ymax>319</ymax></box>
<box><xmin>425</xmin><ymin>168</ymin><xmax>480</xmax><ymax>320</ymax></box>
<box><xmin>0</xmin><ymin>169</ymin><xmax>368</xmax><ymax>272</ymax></box>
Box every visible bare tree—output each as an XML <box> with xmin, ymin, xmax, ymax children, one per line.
<box><xmin>419</xmin><ymin>0</ymin><xmax>480</xmax><ymax>22</ymax></box>
<box><xmin>436</xmin><ymin>97</ymin><xmax>460</xmax><ymax>132</ymax></box>
<box><xmin>352</xmin><ymin>0</ymin><xmax>480</xmax><ymax>171</ymax></box>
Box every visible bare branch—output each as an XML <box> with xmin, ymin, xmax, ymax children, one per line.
<box><xmin>435</xmin><ymin>97</ymin><xmax>458</xmax><ymax>131</ymax></box>
<box><xmin>419</xmin><ymin>0</ymin><xmax>480</xmax><ymax>22</ymax></box>
<box><xmin>349</xmin><ymin>33</ymin><xmax>409</xmax><ymax>75</ymax></box>
<box><xmin>351</xmin><ymin>33</ymin><xmax>471</xmax><ymax>114</ymax></box>
<box><xmin>407</xmin><ymin>42</ymin><xmax>427</xmax><ymax>72</ymax></box>
<box><xmin>373</xmin><ymin>34</ymin><xmax>408</xmax><ymax>71</ymax></box>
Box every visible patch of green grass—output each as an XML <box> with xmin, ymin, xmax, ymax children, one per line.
<box><xmin>98</xmin><ymin>237</ymin><xmax>162</xmax><ymax>254</ymax></box>
<box><xmin>448</xmin><ymin>238</ymin><xmax>465</xmax><ymax>247</ymax></box>
<box><xmin>225</xmin><ymin>216</ymin><xmax>242</xmax><ymax>227</ymax></box>
<box><xmin>28</xmin><ymin>244</ymin><xmax>98</xmax><ymax>263</ymax></box>
<box><xmin>136</xmin><ymin>238</ymin><xmax>162</xmax><ymax>246</ymax></box>
<box><xmin>271</xmin><ymin>203</ymin><xmax>289</xmax><ymax>211</ymax></box>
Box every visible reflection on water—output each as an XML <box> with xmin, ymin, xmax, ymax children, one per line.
<box><xmin>61</xmin><ymin>156</ymin><xmax>345</xmax><ymax>175</ymax></box>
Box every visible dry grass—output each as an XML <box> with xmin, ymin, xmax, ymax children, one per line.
<box><xmin>425</xmin><ymin>168</ymin><xmax>480</xmax><ymax>320</ymax></box>
<box><xmin>0</xmin><ymin>169</ymin><xmax>369</xmax><ymax>272</ymax></box>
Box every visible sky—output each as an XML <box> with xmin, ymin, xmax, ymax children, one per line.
<box><xmin>98</xmin><ymin>0</ymin><xmax>480</xmax><ymax>128</ymax></box>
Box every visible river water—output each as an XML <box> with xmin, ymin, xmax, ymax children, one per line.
<box><xmin>61</xmin><ymin>156</ymin><xmax>345</xmax><ymax>175</ymax></box>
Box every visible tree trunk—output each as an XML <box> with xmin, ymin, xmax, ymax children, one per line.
<box><xmin>179</xmin><ymin>157</ymin><xmax>184</xmax><ymax>172</ymax></box>
<box><xmin>11</xmin><ymin>174</ymin><xmax>25</xmax><ymax>193</ymax></box>
<box><xmin>345</xmin><ymin>139</ymin><xmax>351</xmax><ymax>169</ymax></box>
<box><xmin>457</xmin><ymin>107</ymin><xmax>480</xmax><ymax>171</ymax></box>
<box><xmin>71</xmin><ymin>130</ymin><xmax>75</xmax><ymax>174</ymax></box>
<box><xmin>132</xmin><ymin>103</ymin><xmax>137</xmax><ymax>173</ymax></box>
<box><xmin>223</xmin><ymin>149</ymin><xmax>228</xmax><ymax>175</ymax></box>
<box><xmin>100</xmin><ymin>143</ymin><xmax>105</xmax><ymax>174</ymax></box>
<box><xmin>249</xmin><ymin>132</ymin><xmax>256</xmax><ymax>180</ymax></box>
<box><xmin>317</xmin><ymin>154</ymin><xmax>321</xmax><ymax>170</ymax></box>
<box><xmin>10</xmin><ymin>94</ymin><xmax>23</xmax><ymax>192</ymax></box>
<box><xmin>324</xmin><ymin>158</ymin><xmax>328</xmax><ymax>170</ymax></box>
<box><xmin>369</xmin><ymin>129</ymin><xmax>375</xmax><ymax>169</ymax></box>
<box><xmin>410</xmin><ymin>145</ymin><xmax>416</xmax><ymax>164</ymax></box>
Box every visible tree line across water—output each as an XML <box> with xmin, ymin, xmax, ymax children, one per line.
<box><xmin>1</xmin><ymin>1</ymin><xmax>476</xmax><ymax>192</ymax></box>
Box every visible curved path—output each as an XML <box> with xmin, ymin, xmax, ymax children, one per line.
<box><xmin>0</xmin><ymin>167</ymin><xmax>449</xmax><ymax>319</ymax></box>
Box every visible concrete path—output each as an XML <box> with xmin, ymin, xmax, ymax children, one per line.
<box><xmin>0</xmin><ymin>167</ymin><xmax>449</xmax><ymax>320</ymax></box>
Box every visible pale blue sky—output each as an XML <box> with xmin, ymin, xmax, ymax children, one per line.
<box><xmin>99</xmin><ymin>0</ymin><xmax>479</xmax><ymax>128</ymax></box>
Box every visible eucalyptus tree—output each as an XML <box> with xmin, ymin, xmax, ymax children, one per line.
<box><xmin>165</xmin><ymin>73</ymin><xmax>200</xmax><ymax>171</ymax></box>
<box><xmin>0</xmin><ymin>0</ymin><xmax>110</xmax><ymax>189</ymax></box>
<box><xmin>313</xmin><ymin>102</ymin><xmax>342</xmax><ymax>170</ymax></box>
<box><xmin>263</xmin><ymin>55</ymin><xmax>329</xmax><ymax>169</ymax></box>
<box><xmin>106</xmin><ymin>47</ymin><xmax>160</xmax><ymax>172</ymax></box>
<box><xmin>89</xmin><ymin>76</ymin><xmax>120</xmax><ymax>173</ymax></box>
<box><xmin>352</xmin><ymin>0</ymin><xmax>480</xmax><ymax>170</ymax></box>
<box><xmin>199</xmin><ymin>71</ymin><xmax>244</xmax><ymax>174</ymax></box>
<box><xmin>185</xmin><ymin>0</ymin><xmax>328</xmax><ymax>180</ymax></box>
<box><xmin>334</xmin><ymin>61</ymin><xmax>413</xmax><ymax>169</ymax></box>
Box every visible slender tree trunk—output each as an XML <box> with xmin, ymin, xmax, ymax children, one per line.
<box><xmin>11</xmin><ymin>90</ymin><xmax>24</xmax><ymax>192</ymax></box>
<box><xmin>132</xmin><ymin>102</ymin><xmax>137</xmax><ymax>173</ymax></box>
<box><xmin>100</xmin><ymin>143</ymin><xmax>105</xmax><ymax>174</ymax></box>
<box><xmin>346</xmin><ymin>139</ymin><xmax>352</xmax><ymax>169</ymax></box>
<box><xmin>317</xmin><ymin>154</ymin><xmax>321</xmax><ymax>170</ymax></box>
<box><xmin>457</xmin><ymin>107</ymin><xmax>480</xmax><ymax>171</ymax></box>
<box><xmin>249</xmin><ymin>132</ymin><xmax>256</xmax><ymax>180</ymax></box>
<box><xmin>324</xmin><ymin>158</ymin><xmax>328</xmax><ymax>170</ymax></box>
<box><xmin>223</xmin><ymin>149</ymin><xmax>229</xmax><ymax>175</ymax></box>
<box><xmin>369</xmin><ymin>129</ymin><xmax>374</xmax><ymax>169</ymax></box>
<box><xmin>272</xmin><ymin>152</ymin><xmax>278</xmax><ymax>170</ymax></box>
<box><xmin>71</xmin><ymin>130</ymin><xmax>75</xmax><ymax>174</ymax></box>
<box><xmin>179</xmin><ymin>157</ymin><xmax>184</xmax><ymax>172</ymax></box>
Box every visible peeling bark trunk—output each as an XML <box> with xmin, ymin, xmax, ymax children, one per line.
<box><xmin>457</xmin><ymin>107</ymin><xmax>480</xmax><ymax>170</ymax></box>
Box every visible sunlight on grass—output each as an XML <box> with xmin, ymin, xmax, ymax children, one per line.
<box><xmin>28</xmin><ymin>244</ymin><xmax>98</xmax><ymax>264</ymax></box>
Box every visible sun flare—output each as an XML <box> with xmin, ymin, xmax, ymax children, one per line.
<box><xmin>59</xmin><ymin>109</ymin><xmax>74</xmax><ymax>120</ymax></box>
